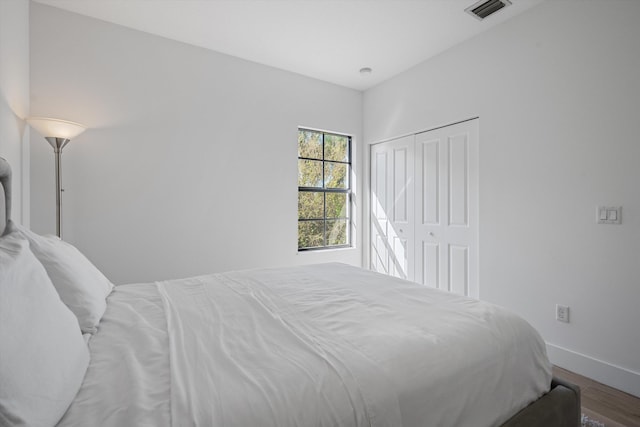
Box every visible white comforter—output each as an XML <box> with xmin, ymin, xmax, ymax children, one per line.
<box><xmin>58</xmin><ymin>263</ymin><xmax>552</xmax><ymax>427</ymax></box>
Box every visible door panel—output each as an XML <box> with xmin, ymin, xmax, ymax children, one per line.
<box><xmin>449</xmin><ymin>245</ymin><xmax>469</xmax><ymax>295</ymax></box>
<box><xmin>422</xmin><ymin>140</ymin><xmax>440</xmax><ymax>226</ymax></box>
<box><xmin>392</xmin><ymin>236</ymin><xmax>408</xmax><ymax>279</ymax></box>
<box><xmin>414</xmin><ymin>119</ymin><xmax>478</xmax><ymax>297</ymax></box>
<box><xmin>371</xmin><ymin>151</ymin><xmax>389</xmax><ymax>274</ymax></box>
<box><xmin>449</xmin><ymin>134</ymin><xmax>468</xmax><ymax>227</ymax></box>
<box><xmin>370</xmin><ymin>136</ymin><xmax>414</xmax><ymax>281</ymax></box>
<box><xmin>422</xmin><ymin>241</ymin><xmax>439</xmax><ymax>288</ymax></box>
<box><xmin>393</xmin><ymin>148</ymin><xmax>409</xmax><ymax>223</ymax></box>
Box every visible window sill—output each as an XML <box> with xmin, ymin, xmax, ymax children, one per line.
<box><xmin>297</xmin><ymin>246</ymin><xmax>355</xmax><ymax>254</ymax></box>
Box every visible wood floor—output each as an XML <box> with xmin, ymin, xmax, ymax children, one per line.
<box><xmin>553</xmin><ymin>366</ymin><xmax>640</xmax><ymax>427</ymax></box>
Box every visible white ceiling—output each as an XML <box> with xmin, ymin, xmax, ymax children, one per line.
<box><xmin>33</xmin><ymin>0</ymin><xmax>545</xmax><ymax>91</ymax></box>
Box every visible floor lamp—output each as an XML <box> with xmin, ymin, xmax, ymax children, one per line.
<box><xmin>27</xmin><ymin>117</ymin><xmax>87</xmax><ymax>239</ymax></box>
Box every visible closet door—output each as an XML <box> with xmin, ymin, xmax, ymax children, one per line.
<box><xmin>370</xmin><ymin>136</ymin><xmax>414</xmax><ymax>280</ymax></box>
<box><xmin>414</xmin><ymin>119</ymin><xmax>478</xmax><ymax>297</ymax></box>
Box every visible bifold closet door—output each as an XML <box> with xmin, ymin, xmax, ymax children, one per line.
<box><xmin>370</xmin><ymin>135</ymin><xmax>415</xmax><ymax>281</ymax></box>
<box><xmin>414</xmin><ymin>119</ymin><xmax>478</xmax><ymax>297</ymax></box>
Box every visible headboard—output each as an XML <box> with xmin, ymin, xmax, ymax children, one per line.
<box><xmin>0</xmin><ymin>157</ymin><xmax>11</xmax><ymax>234</ymax></box>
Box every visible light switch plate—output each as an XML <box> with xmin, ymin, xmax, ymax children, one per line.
<box><xmin>597</xmin><ymin>206</ymin><xmax>621</xmax><ymax>224</ymax></box>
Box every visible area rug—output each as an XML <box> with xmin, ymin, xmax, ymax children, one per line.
<box><xmin>582</xmin><ymin>414</ymin><xmax>606</xmax><ymax>427</ymax></box>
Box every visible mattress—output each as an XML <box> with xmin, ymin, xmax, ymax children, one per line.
<box><xmin>57</xmin><ymin>263</ymin><xmax>552</xmax><ymax>427</ymax></box>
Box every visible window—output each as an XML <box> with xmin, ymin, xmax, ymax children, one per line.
<box><xmin>298</xmin><ymin>129</ymin><xmax>352</xmax><ymax>250</ymax></box>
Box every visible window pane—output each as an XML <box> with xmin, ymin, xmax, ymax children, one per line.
<box><xmin>298</xmin><ymin>130</ymin><xmax>323</xmax><ymax>160</ymax></box>
<box><xmin>298</xmin><ymin>191</ymin><xmax>324</xmax><ymax>219</ymax></box>
<box><xmin>324</xmin><ymin>162</ymin><xmax>348</xmax><ymax>189</ymax></box>
<box><xmin>298</xmin><ymin>220</ymin><xmax>324</xmax><ymax>249</ymax></box>
<box><xmin>298</xmin><ymin>128</ymin><xmax>352</xmax><ymax>251</ymax></box>
<box><xmin>325</xmin><ymin>192</ymin><xmax>347</xmax><ymax>219</ymax></box>
<box><xmin>326</xmin><ymin>220</ymin><xmax>348</xmax><ymax>246</ymax></box>
<box><xmin>324</xmin><ymin>134</ymin><xmax>349</xmax><ymax>162</ymax></box>
<box><xmin>298</xmin><ymin>159</ymin><xmax>323</xmax><ymax>187</ymax></box>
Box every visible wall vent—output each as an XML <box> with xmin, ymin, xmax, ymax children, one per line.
<box><xmin>465</xmin><ymin>0</ymin><xmax>512</xmax><ymax>20</ymax></box>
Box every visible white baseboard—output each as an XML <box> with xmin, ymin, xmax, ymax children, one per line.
<box><xmin>547</xmin><ymin>342</ymin><xmax>640</xmax><ymax>398</ymax></box>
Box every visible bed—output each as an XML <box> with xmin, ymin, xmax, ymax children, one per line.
<box><xmin>0</xmin><ymin>156</ymin><xmax>580</xmax><ymax>427</ymax></box>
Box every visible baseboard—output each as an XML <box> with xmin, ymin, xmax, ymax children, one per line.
<box><xmin>547</xmin><ymin>342</ymin><xmax>640</xmax><ymax>398</ymax></box>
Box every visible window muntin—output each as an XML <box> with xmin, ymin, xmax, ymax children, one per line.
<box><xmin>298</xmin><ymin>129</ymin><xmax>352</xmax><ymax>250</ymax></box>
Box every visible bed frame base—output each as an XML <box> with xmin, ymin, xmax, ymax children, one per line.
<box><xmin>501</xmin><ymin>377</ymin><xmax>581</xmax><ymax>427</ymax></box>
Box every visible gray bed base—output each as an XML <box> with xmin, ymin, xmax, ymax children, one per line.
<box><xmin>501</xmin><ymin>377</ymin><xmax>581</xmax><ymax>427</ymax></box>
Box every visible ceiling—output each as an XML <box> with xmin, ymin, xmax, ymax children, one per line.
<box><xmin>33</xmin><ymin>0</ymin><xmax>545</xmax><ymax>91</ymax></box>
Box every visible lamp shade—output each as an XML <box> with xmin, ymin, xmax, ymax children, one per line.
<box><xmin>27</xmin><ymin>117</ymin><xmax>87</xmax><ymax>140</ymax></box>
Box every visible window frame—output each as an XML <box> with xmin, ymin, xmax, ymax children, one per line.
<box><xmin>297</xmin><ymin>128</ymin><xmax>352</xmax><ymax>251</ymax></box>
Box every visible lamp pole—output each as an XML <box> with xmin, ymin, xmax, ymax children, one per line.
<box><xmin>45</xmin><ymin>137</ymin><xmax>71</xmax><ymax>238</ymax></box>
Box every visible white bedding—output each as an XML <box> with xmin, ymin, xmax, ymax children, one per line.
<box><xmin>58</xmin><ymin>263</ymin><xmax>552</xmax><ymax>427</ymax></box>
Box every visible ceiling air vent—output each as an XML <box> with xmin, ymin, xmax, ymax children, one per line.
<box><xmin>465</xmin><ymin>0</ymin><xmax>511</xmax><ymax>20</ymax></box>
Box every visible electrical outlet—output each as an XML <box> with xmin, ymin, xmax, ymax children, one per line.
<box><xmin>556</xmin><ymin>305</ymin><xmax>570</xmax><ymax>323</ymax></box>
<box><xmin>597</xmin><ymin>206</ymin><xmax>622</xmax><ymax>224</ymax></box>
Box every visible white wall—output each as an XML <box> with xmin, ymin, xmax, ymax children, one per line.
<box><xmin>364</xmin><ymin>0</ymin><xmax>640</xmax><ymax>396</ymax></box>
<box><xmin>30</xmin><ymin>3</ymin><xmax>363</xmax><ymax>284</ymax></box>
<box><xmin>0</xmin><ymin>0</ymin><xmax>29</xmax><ymax>227</ymax></box>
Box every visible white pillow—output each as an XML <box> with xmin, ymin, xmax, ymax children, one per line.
<box><xmin>9</xmin><ymin>221</ymin><xmax>114</xmax><ymax>334</ymax></box>
<box><xmin>0</xmin><ymin>232</ymin><xmax>90</xmax><ymax>427</ymax></box>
